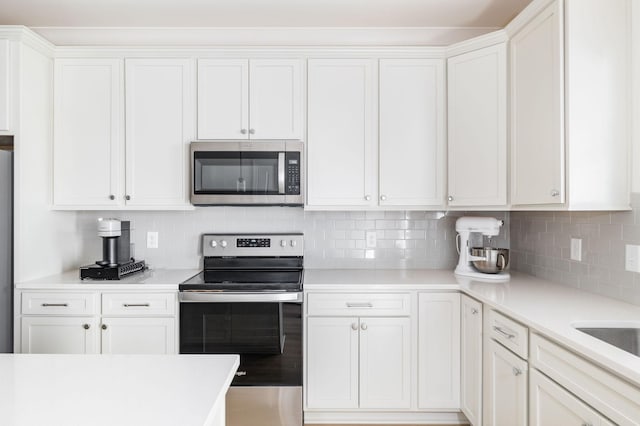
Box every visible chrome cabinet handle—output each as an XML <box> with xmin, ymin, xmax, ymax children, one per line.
<box><xmin>83</xmin><ymin>324</ymin><xmax>90</xmax><ymax>330</ymax></box>
<box><xmin>448</xmin><ymin>196</ymin><xmax>454</xmax><ymax>202</ymax></box>
<box><xmin>512</xmin><ymin>367</ymin><xmax>522</xmax><ymax>376</ymax></box>
<box><xmin>550</xmin><ymin>189</ymin><xmax>560</xmax><ymax>197</ymax></box>
<box><xmin>101</xmin><ymin>324</ymin><xmax>107</xmax><ymax>330</ymax></box>
<box><xmin>361</xmin><ymin>323</ymin><xmax>368</xmax><ymax>331</ymax></box>
<box><xmin>581</xmin><ymin>423</ymin><xmax>594</xmax><ymax>426</ymax></box>
<box><xmin>109</xmin><ymin>195</ymin><xmax>115</xmax><ymax>200</ymax></box>
<box><xmin>351</xmin><ymin>323</ymin><xmax>358</xmax><ymax>331</ymax></box>
<box><xmin>125</xmin><ymin>195</ymin><xmax>131</xmax><ymax>201</ymax></box>
<box><xmin>249</xmin><ymin>129</ymin><xmax>255</xmax><ymax>135</ymax></box>
<box><xmin>240</xmin><ymin>129</ymin><xmax>247</xmax><ymax>134</ymax></box>
<box><xmin>471</xmin><ymin>308</ymin><xmax>478</xmax><ymax>315</ymax></box>
<box><xmin>42</xmin><ymin>303</ymin><xmax>68</xmax><ymax>307</ymax></box>
<box><xmin>364</xmin><ymin>195</ymin><xmax>371</xmax><ymax>201</ymax></box>
<box><xmin>123</xmin><ymin>303</ymin><xmax>150</xmax><ymax>307</ymax></box>
<box><xmin>346</xmin><ymin>302</ymin><xmax>373</xmax><ymax>308</ymax></box>
<box><xmin>493</xmin><ymin>326</ymin><xmax>516</xmax><ymax>339</ymax></box>
<box><xmin>380</xmin><ymin>195</ymin><xmax>387</xmax><ymax>201</ymax></box>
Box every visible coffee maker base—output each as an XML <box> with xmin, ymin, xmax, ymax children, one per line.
<box><xmin>80</xmin><ymin>259</ymin><xmax>147</xmax><ymax>280</ymax></box>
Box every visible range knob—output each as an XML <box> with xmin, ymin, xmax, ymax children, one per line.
<box><xmin>290</xmin><ymin>240</ymin><xmax>297</xmax><ymax>247</ymax></box>
<box><xmin>210</xmin><ymin>240</ymin><xmax>217</xmax><ymax>248</ymax></box>
<box><xmin>280</xmin><ymin>240</ymin><xmax>287</xmax><ymax>248</ymax></box>
<box><xmin>220</xmin><ymin>240</ymin><xmax>228</xmax><ymax>248</ymax></box>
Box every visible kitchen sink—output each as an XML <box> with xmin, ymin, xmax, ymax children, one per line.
<box><xmin>575</xmin><ymin>325</ymin><xmax>640</xmax><ymax>357</ymax></box>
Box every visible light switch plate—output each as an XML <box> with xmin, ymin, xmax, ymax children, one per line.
<box><xmin>366</xmin><ymin>231</ymin><xmax>377</xmax><ymax>248</ymax></box>
<box><xmin>625</xmin><ymin>244</ymin><xmax>640</xmax><ymax>272</ymax></box>
<box><xmin>147</xmin><ymin>231</ymin><xmax>159</xmax><ymax>249</ymax></box>
<box><xmin>570</xmin><ymin>238</ymin><xmax>582</xmax><ymax>262</ymax></box>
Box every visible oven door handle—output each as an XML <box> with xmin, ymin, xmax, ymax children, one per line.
<box><xmin>179</xmin><ymin>292</ymin><xmax>303</xmax><ymax>303</ymax></box>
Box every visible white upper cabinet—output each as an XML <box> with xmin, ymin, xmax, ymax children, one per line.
<box><xmin>197</xmin><ymin>58</ymin><xmax>301</xmax><ymax>140</ymax></box>
<box><xmin>53</xmin><ymin>58</ymin><xmax>124</xmax><ymax>207</ymax></box>
<box><xmin>509</xmin><ymin>0</ymin><xmax>630</xmax><ymax>209</ymax></box>
<box><xmin>379</xmin><ymin>59</ymin><xmax>445</xmax><ymax>207</ymax></box>
<box><xmin>125</xmin><ymin>58</ymin><xmax>193</xmax><ymax>207</ymax></box>
<box><xmin>0</xmin><ymin>39</ymin><xmax>10</xmax><ymax>132</ymax></box>
<box><xmin>448</xmin><ymin>43</ymin><xmax>507</xmax><ymax>207</ymax></box>
<box><xmin>307</xmin><ymin>59</ymin><xmax>377</xmax><ymax>207</ymax></box>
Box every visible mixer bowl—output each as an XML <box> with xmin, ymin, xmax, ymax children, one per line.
<box><xmin>470</xmin><ymin>247</ymin><xmax>509</xmax><ymax>274</ymax></box>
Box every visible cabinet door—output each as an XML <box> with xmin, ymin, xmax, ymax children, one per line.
<box><xmin>100</xmin><ymin>317</ymin><xmax>176</xmax><ymax>354</ymax></box>
<box><xmin>53</xmin><ymin>58</ymin><xmax>123</xmax><ymax>207</ymax></box>
<box><xmin>484</xmin><ymin>339</ymin><xmax>527</xmax><ymax>426</ymax></box>
<box><xmin>0</xmin><ymin>39</ymin><xmax>9</xmax><ymax>132</ymax></box>
<box><xmin>21</xmin><ymin>317</ymin><xmax>98</xmax><ymax>354</ymax></box>
<box><xmin>307</xmin><ymin>59</ymin><xmax>376</xmax><ymax>207</ymax></box>
<box><xmin>197</xmin><ymin>59</ymin><xmax>249</xmax><ymax>140</ymax></box>
<box><xmin>448</xmin><ymin>44</ymin><xmax>507</xmax><ymax>207</ymax></box>
<box><xmin>461</xmin><ymin>295</ymin><xmax>483</xmax><ymax>426</ymax></box>
<box><xmin>530</xmin><ymin>369</ymin><xmax>612</xmax><ymax>426</ymax></box>
<box><xmin>510</xmin><ymin>1</ymin><xmax>564</xmax><ymax>205</ymax></box>
<box><xmin>359</xmin><ymin>317</ymin><xmax>411</xmax><ymax>409</ymax></box>
<box><xmin>125</xmin><ymin>58</ymin><xmax>193</xmax><ymax>207</ymax></box>
<box><xmin>306</xmin><ymin>317</ymin><xmax>359</xmax><ymax>409</ymax></box>
<box><xmin>418</xmin><ymin>292</ymin><xmax>461</xmax><ymax>409</ymax></box>
<box><xmin>379</xmin><ymin>59</ymin><xmax>445</xmax><ymax>207</ymax></box>
<box><xmin>249</xmin><ymin>59</ymin><xmax>302</xmax><ymax>140</ymax></box>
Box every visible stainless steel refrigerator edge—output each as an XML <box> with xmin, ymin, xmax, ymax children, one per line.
<box><xmin>0</xmin><ymin>136</ymin><xmax>13</xmax><ymax>353</ymax></box>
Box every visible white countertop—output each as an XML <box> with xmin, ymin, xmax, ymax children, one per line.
<box><xmin>304</xmin><ymin>268</ymin><xmax>640</xmax><ymax>388</ymax></box>
<box><xmin>15</xmin><ymin>268</ymin><xmax>200</xmax><ymax>290</ymax></box>
<box><xmin>0</xmin><ymin>353</ymin><xmax>239</xmax><ymax>426</ymax></box>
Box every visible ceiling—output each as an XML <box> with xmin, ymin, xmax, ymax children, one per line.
<box><xmin>0</xmin><ymin>0</ymin><xmax>533</xmax><ymax>28</ymax></box>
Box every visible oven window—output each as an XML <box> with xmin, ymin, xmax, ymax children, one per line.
<box><xmin>194</xmin><ymin>152</ymin><xmax>280</xmax><ymax>194</ymax></box>
<box><xmin>180</xmin><ymin>302</ymin><xmax>302</xmax><ymax>386</ymax></box>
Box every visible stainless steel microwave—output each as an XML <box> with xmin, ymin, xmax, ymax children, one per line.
<box><xmin>190</xmin><ymin>141</ymin><xmax>304</xmax><ymax>206</ymax></box>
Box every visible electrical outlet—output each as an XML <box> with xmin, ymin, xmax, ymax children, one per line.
<box><xmin>570</xmin><ymin>238</ymin><xmax>582</xmax><ymax>262</ymax></box>
<box><xmin>366</xmin><ymin>231</ymin><xmax>377</xmax><ymax>248</ymax></box>
<box><xmin>147</xmin><ymin>231</ymin><xmax>159</xmax><ymax>249</ymax></box>
<box><xmin>625</xmin><ymin>244</ymin><xmax>640</xmax><ymax>272</ymax></box>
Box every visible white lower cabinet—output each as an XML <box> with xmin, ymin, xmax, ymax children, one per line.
<box><xmin>21</xmin><ymin>316</ymin><xmax>99</xmax><ymax>354</ymax></box>
<box><xmin>461</xmin><ymin>295</ymin><xmax>483</xmax><ymax>426</ymax></box>
<box><xmin>530</xmin><ymin>369</ymin><xmax>613</xmax><ymax>426</ymax></box>
<box><xmin>306</xmin><ymin>315</ymin><xmax>410</xmax><ymax>410</ymax></box>
<box><xmin>417</xmin><ymin>292</ymin><xmax>460</xmax><ymax>409</ymax></box>
<box><xmin>18</xmin><ymin>291</ymin><xmax>177</xmax><ymax>355</ymax></box>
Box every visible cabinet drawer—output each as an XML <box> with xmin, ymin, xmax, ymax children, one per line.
<box><xmin>307</xmin><ymin>293</ymin><xmax>411</xmax><ymax>316</ymax></box>
<box><xmin>488</xmin><ymin>309</ymin><xmax>529</xmax><ymax>359</ymax></box>
<box><xmin>531</xmin><ymin>333</ymin><xmax>640</xmax><ymax>426</ymax></box>
<box><xmin>102</xmin><ymin>293</ymin><xmax>176</xmax><ymax>316</ymax></box>
<box><xmin>21</xmin><ymin>292</ymin><xmax>97</xmax><ymax>315</ymax></box>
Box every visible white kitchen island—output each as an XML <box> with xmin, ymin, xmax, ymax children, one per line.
<box><xmin>0</xmin><ymin>353</ymin><xmax>239</xmax><ymax>426</ymax></box>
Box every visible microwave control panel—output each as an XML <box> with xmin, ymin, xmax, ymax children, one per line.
<box><xmin>285</xmin><ymin>152</ymin><xmax>301</xmax><ymax>195</ymax></box>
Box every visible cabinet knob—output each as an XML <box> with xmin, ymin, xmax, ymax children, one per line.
<box><xmin>83</xmin><ymin>324</ymin><xmax>90</xmax><ymax>330</ymax></box>
<box><xmin>109</xmin><ymin>195</ymin><xmax>115</xmax><ymax>201</ymax></box>
<box><xmin>125</xmin><ymin>195</ymin><xmax>131</xmax><ymax>201</ymax></box>
<box><xmin>240</xmin><ymin>129</ymin><xmax>247</xmax><ymax>134</ymax></box>
<box><xmin>512</xmin><ymin>367</ymin><xmax>522</xmax><ymax>376</ymax></box>
<box><xmin>249</xmin><ymin>129</ymin><xmax>255</xmax><ymax>135</ymax></box>
<box><xmin>550</xmin><ymin>189</ymin><xmax>560</xmax><ymax>197</ymax></box>
<box><xmin>471</xmin><ymin>308</ymin><xmax>478</xmax><ymax>315</ymax></box>
<box><xmin>380</xmin><ymin>195</ymin><xmax>387</xmax><ymax>201</ymax></box>
<box><xmin>448</xmin><ymin>196</ymin><xmax>454</xmax><ymax>202</ymax></box>
<box><xmin>361</xmin><ymin>323</ymin><xmax>368</xmax><ymax>331</ymax></box>
<box><xmin>351</xmin><ymin>323</ymin><xmax>358</xmax><ymax>331</ymax></box>
<box><xmin>364</xmin><ymin>195</ymin><xmax>371</xmax><ymax>201</ymax></box>
<box><xmin>101</xmin><ymin>324</ymin><xmax>107</xmax><ymax>330</ymax></box>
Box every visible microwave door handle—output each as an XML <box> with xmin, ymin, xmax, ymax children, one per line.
<box><xmin>278</xmin><ymin>152</ymin><xmax>285</xmax><ymax>194</ymax></box>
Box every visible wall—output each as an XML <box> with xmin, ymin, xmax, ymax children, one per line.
<box><xmin>74</xmin><ymin>209</ymin><xmax>509</xmax><ymax>271</ymax></box>
<box><xmin>13</xmin><ymin>42</ymin><xmax>79</xmax><ymax>282</ymax></box>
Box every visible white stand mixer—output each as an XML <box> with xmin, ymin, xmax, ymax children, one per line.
<box><xmin>455</xmin><ymin>216</ymin><xmax>510</xmax><ymax>281</ymax></box>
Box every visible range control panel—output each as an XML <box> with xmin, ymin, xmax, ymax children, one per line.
<box><xmin>203</xmin><ymin>233</ymin><xmax>304</xmax><ymax>257</ymax></box>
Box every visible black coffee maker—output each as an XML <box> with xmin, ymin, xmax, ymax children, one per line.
<box><xmin>80</xmin><ymin>219</ymin><xmax>146</xmax><ymax>280</ymax></box>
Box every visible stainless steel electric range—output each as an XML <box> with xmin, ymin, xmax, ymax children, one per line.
<box><xmin>180</xmin><ymin>233</ymin><xmax>303</xmax><ymax>426</ymax></box>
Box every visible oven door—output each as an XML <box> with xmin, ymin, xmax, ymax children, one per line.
<box><xmin>179</xmin><ymin>297</ymin><xmax>302</xmax><ymax>426</ymax></box>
